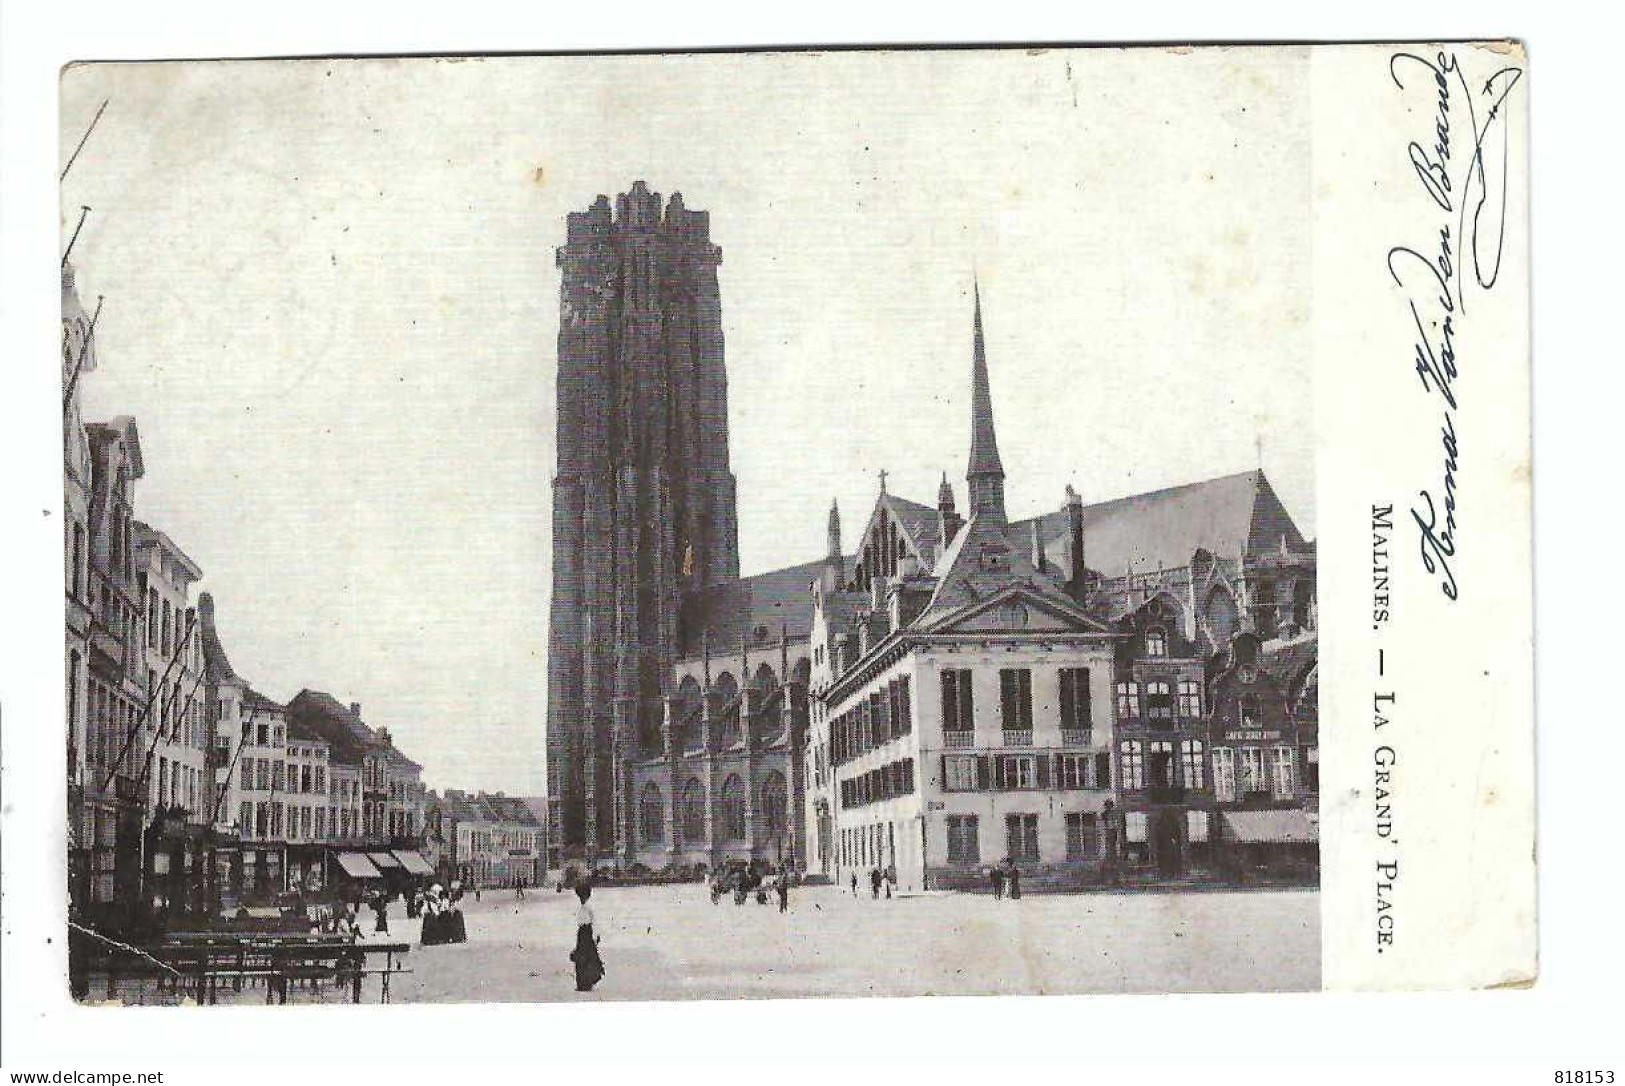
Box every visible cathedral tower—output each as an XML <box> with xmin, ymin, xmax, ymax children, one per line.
<box><xmin>547</xmin><ymin>183</ymin><xmax>740</xmax><ymax>863</ymax></box>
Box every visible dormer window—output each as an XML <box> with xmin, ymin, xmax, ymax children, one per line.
<box><xmin>1145</xmin><ymin>627</ymin><xmax>1168</xmax><ymax>657</ymax></box>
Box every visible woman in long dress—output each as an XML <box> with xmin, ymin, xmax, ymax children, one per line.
<box><xmin>569</xmin><ymin>883</ymin><xmax>604</xmax><ymax>992</ymax></box>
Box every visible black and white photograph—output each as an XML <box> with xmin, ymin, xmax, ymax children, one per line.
<box><xmin>57</xmin><ymin>49</ymin><xmax>1329</xmax><ymax>1005</ymax></box>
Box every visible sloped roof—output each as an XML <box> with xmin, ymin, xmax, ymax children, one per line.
<box><xmin>242</xmin><ymin>687</ymin><xmax>284</xmax><ymax>714</ymax></box>
<box><xmin>286</xmin><ymin>689</ymin><xmax>373</xmax><ymax>765</ymax></box>
<box><xmin>880</xmin><ymin>493</ymin><xmax>941</xmax><ymax>557</ymax></box>
<box><xmin>678</xmin><ymin>557</ymin><xmax>837</xmax><ymax>657</ymax></box>
<box><xmin>1008</xmin><ymin>469</ymin><xmax>1308</xmax><ymax>581</ymax></box>
<box><xmin>916</xmin><ymin>511</ymin><xmax>1099</xmax><ymax>632</ymax></box>
<box><xmin>197</xmin><ymin>593</ymin><xmax>242</xmax><ymax>683</ymax></box>
<box><xmin>133</xmin><ymin>520</ymin><xmax>204</xmax><ymax>582</ymax></box>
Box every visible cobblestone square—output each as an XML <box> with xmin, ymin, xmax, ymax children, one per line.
<box><xmin>393</xmin><ymin>882</ymin><xmax>1319</xmax><ymax>1002</ymax></box>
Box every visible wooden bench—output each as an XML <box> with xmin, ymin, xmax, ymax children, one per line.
<box><xmin>157</xmin><ymin>935</ymin><xmax>412</xmax><ymax>1004</ymax></box>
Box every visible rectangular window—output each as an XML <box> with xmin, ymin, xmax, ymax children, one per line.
<box><xmin>272</xmin><ymin>761</ymin><xmax>285</xmax><ymax>792</ymax></box>
<box><xmin>239</xmin><ymin>801</ymin><xmax>252</xmax><ymax>833</ymax></box>
<box><xmin>1302</xmin><ymin>746</ymin><xmax>1319</xmax><ymax>792</ymax></box>
<box><xmin>1005</xmin><ymin>813</ymin><xmax>1039</xmax><ymax>863</ymax></box>
<box><xmin>1180</xmin><ymin>740</ymin><xmax>1206</xmax><ymax>788</ymax></box>
<box><xmin>1212</xmin><ymin>747</ymin><xmax>1236</xmax><ymax>802</ymax></box>
<box><xmin>161</xmin><ymin>599</ymin><xmax>172</xmax><ymax>657</ymax></box>
<box><xmin>999</xmin><ymin>669</ymin><xmax>1033</xmax><ymax>731</ymax></box>
<box><xmin>1239</xmin><ymin>748</ymin><xmax>1266</xmax><ymax>795</ymax></box>
<box><xmin>1148</xmin><ymin>740</ymin><xmax>1175</xmax><ymax>788</ymax></box>
<box><xmin>1115</xmin><ymin>681</ymin><xmax>1141</xmax><ymax>718</ymax></box>
<box><xmin>1065</xmin><ymin>812</ymin><xmax>1099</xmax><ymax>860</ymax></box>
<box><xmin>940</xmin><ymin>669</ymin><xmax>973</xmax><ymax>732</ymax></box>
<box><xmin>1272</xmin><ymin>747</ymin><xmax>1296</xmax><ymax>799</ymax></box>
<box><xmin>896</xmin><ymin>676</ymin><xmax>912</xmax><ymax>735</ymax></box>
<box><xmin>994</xmin><ymin>754</ymin><xmax>1037</xmax><ymax>790</ymax></box>
<box><xmin>301</xmin><ymin>765</ymin><xmax>312</xmax><ymax>793</ymax></box>
<box><xmin>1119</xmin><ymin>740</ymin><xmax>1145</xmax><ymax>790</ymax></box>
<box><xmin>148</xmin><ymin>589</ymin><xmax>159</xmax><ymax>646</ymax></box>
<box><xmin>1145</xmin><ymin>680</ymin><xmax>1174</xmax><ymax>721</ymax></box>
<box><xmin>1059</xmin><ymin>668</ymin><xmax>1092</xmax><ymax>731</ymax></box>
<box><xmin>943</xmin><ymin>755</ymin><xmax>979</xmax><ymax>792</ymax></box>
<box><xmin>1178</xmin><ymin>679</ymin><xmax>1202</xmax><ymax>718</ymax></box>
<box><xmin>314</xmin><ymin>766</ymin><xmax>325</xmax><ymax>793</ymax></box>
<box><xmin>946</xmin><ymin>814</ymin><xmax>980</xmax><ymax>865</ymax></box>
<box><xmin>1057</xmin><ymin>753</ymin><xmax>1096</xmax><ymax>790</ymax></box>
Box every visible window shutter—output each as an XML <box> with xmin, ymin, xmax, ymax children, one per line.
<box><xmin>1080</xmin><ymin>668</ymin><xmax>1092</xmax><ymax>726</ymax></box>
<box><xmin>1060</xmin><ymin>670</ymin><xmax>1075</xmax><ymax>729</ymax></box>
<box><xmin>977</xmin><ymin>755</ymin><xmax>991</xmax><ymax>791</ymax></box>
<box><xmin>1095</xmin><ymin>752</ymin><xmax>1111</xmax><ymax>790</ymax></box>
<box><xmin>1036</xmin><ymin>754</ymin><xmax>1052</xmax><ymax>790</ymax></box>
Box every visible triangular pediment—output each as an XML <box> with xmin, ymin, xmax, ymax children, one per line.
<box><xmin>925</xmin><ymin>582</ymin><xmax>1112</xmax><ymax>636</ymax></box>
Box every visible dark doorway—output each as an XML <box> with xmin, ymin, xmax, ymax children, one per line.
<box><xmin>1153</xmin><ymin>811</ymin><xmax>1184</xmax><ymax>877</ymax></box>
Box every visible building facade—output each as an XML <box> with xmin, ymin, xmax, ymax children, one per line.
<box><xmin>63</xmin><ymin>263</ymin><xmax>98</xmax><ymax>913</ymax></box>
<box><xmin>427</xmin><ymin>791</ymin><xmax>545</xmax><ymax>888</ymax></box>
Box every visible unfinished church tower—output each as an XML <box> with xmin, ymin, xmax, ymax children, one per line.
<box><xmin>547</xmin><ymin>183</ymin><xmax>741</xmax><ymax>864</ymax></box>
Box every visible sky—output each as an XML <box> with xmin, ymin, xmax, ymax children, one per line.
<box><xmin>60</xmin><ymin>47</ymin><xmax>1314</xmax><ymax>796</ymax></box>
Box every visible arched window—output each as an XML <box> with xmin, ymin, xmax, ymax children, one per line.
<box><xmin>719</xmin><ymin>774</ymin><xmax>746</xmax><ymax>842</ymax></box>
<box><xmin>1292</xmin><ymin>579</ymin><xmax>1314</xmax><ymax>629</ymax></box>
<box><xmin>1145</xmin><ymin>627</ymin><xmax>1168</xmax><ymax>658</ymax></box>
<box><xmin>675</xmin><ymin>675</ymin><xmax>702</xmax><ymax>751</ymax></box>
<box><xmin>760</xmin><ymin>771</ymin><xmax>788</xmax><ymax>841</ymax></box>
<box><xmin>680</xmin><ymin>779</ymin><xmax>705</xmax><ymax>844</ymax></box>
<box><xmin>712</xmin><ymin>672</ymin><xmax>740</xmax><ymax>749</ymax></box>
<box><xmin>1205</xmin><ymin>586</ymin><xmax>1238</xmax><ymax>646</ymax></box>
<box><xmin>639</xmin><ymin>782</ymin><xmax>664</xmax><ymax>845</ymax></box>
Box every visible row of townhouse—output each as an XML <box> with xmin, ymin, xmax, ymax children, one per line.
<box><xmin>63</xmin><ymin>261</ymin><xmax>431</xmax><ymax>936</ymax></box>
<box><xmin>423</xmin><ymin>791</ymin><xmax>547</xmax><ymax>889</ymax></box>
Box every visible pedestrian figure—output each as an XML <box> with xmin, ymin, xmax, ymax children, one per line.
<box><xmin>850</xmin><ymin>871</ymin><xmax>858</xmax><ymax>897</ymax></box>
<box><xmin>869</xmin><ymin>868</ymin><xmax>882</xmax><ymax>899</ymax></box>
<box><xmin>990</xmin><ymin>865</ymin><xmax>1005</xmax><ymax>900</ymax></box>
<box><xmin>776</xmin><ymin>870</ymin><xmax>789</xmax><ymax>914</ymax></box>
<box><xmin>1008</xmin><ymin>863</ymin><xmax>1022</xmax><ymax>900</ymax></box>
<box><xmin>372</xmin><ymin>892</ymin><xmax>390</xmax><ymax>934</ymax></box>
<box><xmin>474</xmin><ymin>881</ymin><xmax>482</xmax><ymax>903</ymax></box>
<box><xmin>885</xmin><ymin>865</ymin><xmax>895</xmax><ymax>899</ymax></box>
<box><xmin>569</xmin><ymin>883</ymin><xmax>605</xmax><ymax>993</ymax></box>
<box><xmin>516</xmin><ymin>877</ymin><xmax>525</xmax><ymax>900</ymax></box>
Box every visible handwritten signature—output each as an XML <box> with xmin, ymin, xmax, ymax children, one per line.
<box><xmin>1386</xmin><ymin>49</ymin><xmax>1523</xmax><ymax>601</ymax></box>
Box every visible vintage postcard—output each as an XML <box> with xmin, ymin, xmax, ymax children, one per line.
<box><xmin>55</xmin><ymin>42</ymin><xmax>1531</xmax><ymax>1005</ymax></box>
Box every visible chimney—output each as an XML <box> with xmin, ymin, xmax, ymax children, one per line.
<box><xmin>1066</xmin><ymin>485</ymin><xmax>1087</xmax><ymax>603</ymax></box>
<box><xmin>1030</xmin><ymin>521</ymin><xmax>1047</xmax><ymax>573</ymax></box>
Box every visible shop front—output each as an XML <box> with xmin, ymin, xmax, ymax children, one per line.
<box><xmin>143</xmin><ymin>807</ymin><xmax>210</xmax><ymax>931</ymax></box>
<box><xmin>1216</xmin><ymin>807</ymin><xmax>1318</xmax><ymax>882</ymax></box>
<box><xmin>332</xmin><ymin>850</ymin><xmax>384</xmax><ymax>903</ymax></box>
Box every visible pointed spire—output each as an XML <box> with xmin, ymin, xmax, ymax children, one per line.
<box><xmin>966</xmin><ymin>275</ymin><xmax>1007</xmax><ymax>524</ymax></box>
<box><xmin>827</xmin><ymin>498</ymin><xmax>843</xmax><ymax>567</ymax></box>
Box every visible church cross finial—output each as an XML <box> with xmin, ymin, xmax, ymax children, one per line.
<box><xmin>878</xmin><ymin>469</ymin><xmax>888</xmax><ymax>495</ymax></box>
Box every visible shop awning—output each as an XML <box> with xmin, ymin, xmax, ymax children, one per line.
<box><xmin>392</xmin><ymin>851</ymin><xmax>435</xmax><ymax>876</ymax></box>
<box><xmin>368</xmin><ymin>851</ymin><xmax>403</xmax><ymax>870</ymax></box>
<box><xmin>335</xmin><ymin>851</ymin><xmax>382</xmax><ymax>879</ymax></box>
<box><xmin>1222</xmin><ymin>809</ymin><xmax>1318</xmax><ymax>844</ymax></box>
